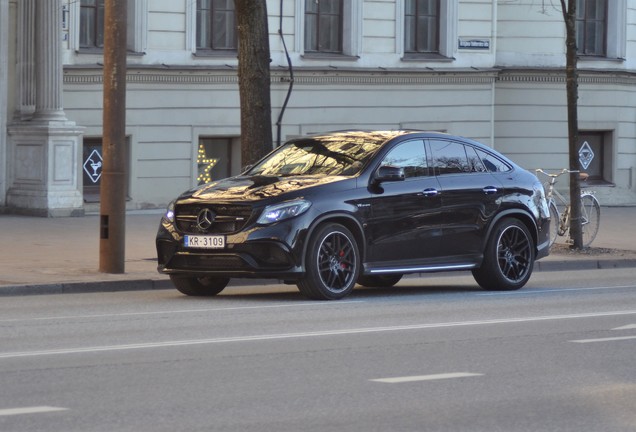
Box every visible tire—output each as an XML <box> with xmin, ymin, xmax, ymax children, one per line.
<box><xmin>170</xmin><ymin>275</ymin><xmax>229</xmax><ymax>296</ymax></box>
<box><xmin>548</xmin><ymin>200</ymin><xmax>559</xmax><ymax>248</ymax></box>
<box><xmin>297</xmin><ymin>223</ymin><xmax>360</xmax><ymax>300</ymax></box>
<box><xmin>580</xmin><ymin>194</ymin><xmax>600</xmax><ymax>247</ymax></box>
<box><xmin>357</xmin><ymin>274</ymin><xmax>402</xmax><ymax>288</ymax></box>
<box><xmin>473</xmin><ymin>218</ymin><xmax>535</xmax><ymax>291</ymax></box>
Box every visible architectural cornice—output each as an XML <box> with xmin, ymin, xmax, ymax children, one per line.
<box><xmin>63</xmin><ymin>66</ymin><xmax>636</xmax><ymax>87</ymax></box>
<box><xmin>496</xmin><ymin>68</ymin><xmax>636</xmax><ymax>86</ymax></box>
<box><xmin>63</xmin><ymin>66</ymin><xmax>500</xmax><ymax>86</ymax></box>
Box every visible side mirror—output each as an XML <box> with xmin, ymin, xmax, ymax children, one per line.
<box><xmin>374</xmin><ymin>165</ymin><xmax>405</xmax><ymax>183</ymax></box>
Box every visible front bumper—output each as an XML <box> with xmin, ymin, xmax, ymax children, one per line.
<box><xmin>156</xmin><ymin>220</ymin><xmax>306</xmax><ymax>280</ymax></box>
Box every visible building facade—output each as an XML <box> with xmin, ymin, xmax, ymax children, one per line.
<box><xmin>1</xmin><ymin>0</ymin><xmax>635</xmax><ymax>216</ymax></box>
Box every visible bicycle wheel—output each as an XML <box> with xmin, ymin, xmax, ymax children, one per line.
<box><xmin>548</xmin><ymin>200</ymin><xmax>559</xmax><ymax>248</ymax></box>
<box><xmin>580</xmin><ymin>194</ymin><xmax>600</xmax><ymax>247</ymax></box>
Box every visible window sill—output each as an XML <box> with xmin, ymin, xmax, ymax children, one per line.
<box><xmin>301</xmin><ymin>53</ymin><xmax>359</xmax><ymax>61</ymax></box>
<box><xmin>76</xmin><ymin>49</ymin><xmax>144</xmax><ymax>57</ymax></box>
<box><xmin>401</xmin><ymin>53</ymin><xmax>454</xmax><ymax>62</ymax></box>
<box><xmin>77</xmin><ymin>48</ymin><xmax>104</xmax><ymax>54</ymax></box>
<box><xmin>194</xmin><ymin>50</ymin><xmax>238</xmax><ymax>59</ymax></box>
<box><xmin>578</xmin><ymin>55</ymin><xmax>625</xmax><ymax>63</ymax></box>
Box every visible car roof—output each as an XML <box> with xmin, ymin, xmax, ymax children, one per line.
<box><xmin>305</xmin><ymin>130</ymin><xmax>449</xmax><ymax>140</ymax></box>
<box><xmin>302</xmin><ymin>130</ymin><xmax>485</xmax><ymax>145</ymax></box>
<box><xmin>298</xmin><ymin>130</ymin><xmax>514</xmax><ymax>164</ymax></box>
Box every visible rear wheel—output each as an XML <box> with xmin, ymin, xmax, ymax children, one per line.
<box><xmin>473</xmin><ymin>218</ymin><xmax>535</xmax><ymax>291</ymax></box>
<box><xmin>580</xmin><ymin>194</ymin><xmax>600</xmax><ymax>247</ymax></box>
<box><xmin>170</xmin><ymin>275</ymin><xmax>229</xmax><ymax>296</ymax></box>
<box><xmin>357</xmin><ymin>274</ymin><xmax>402</xmax><ymax>288</ymax></box>
<box><xmin>297</xmin><ymin>223</ymin><xmax>360</xmax><ymax>300</ymax></box>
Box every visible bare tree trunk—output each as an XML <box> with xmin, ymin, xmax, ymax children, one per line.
<box><xmin>560</xmin><ymin>0</ymin><xmax>583</xmax><ymax>249</ymax></box>
<box><xmin>235</xmin><ymin>0</ymin><xmax>273</xmax><ymax>167</ymax></box>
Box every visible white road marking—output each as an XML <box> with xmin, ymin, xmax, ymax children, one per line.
<box><xmin>0</xmin><ymin>406</ymin><xmax>68</xmax><ymax>417</ymax></box>
<box><xmin>478</xmin><ymin>285</ymin><xmax>636</xmax><ymax>296</ymax></box>
<box><xmin>1</xmin><ymin>310</ymin><xmax>636</xmax><ymax>360</ymax></box>
<box><xmin>613</xmin><ymin>324</ymin><xmax>636</xmax><ymax>330</ymax></box>
<box><xmin>570</xmin><ymin>335</ymin><xmax>636</xmax><ymax>344</ymax></box>
<box><xmin>371</xmin><ymin>372</ymin><xmax>483</xmax><ymax>383</ymax></box>
<box><xmin>0</xmin><ymin>301</ymin><xmax>365</xmax><ymax>324</ymax></box>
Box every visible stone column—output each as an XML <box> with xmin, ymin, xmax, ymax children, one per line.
<box><xmin>32</xmin><ymin>0</ymin><xmax>66</xmax><ymax>122</ymax></box>
<box><xmin>14</xmin><ymin>0</ymin><xmax>35</xmax><ymax>121</ymax></box>
<box><xmin>0</xmin><ymin>0</ymin><xmax>9</xmax><ymax>207</ymax></box>
<box><xmin>7</xmin><ymin>0</ymin><xmax>85</xmax><ymax>217</ymax></box>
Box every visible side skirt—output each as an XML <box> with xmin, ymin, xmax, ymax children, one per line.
<box><xmin>368</xmin><ymin>263</ymin><xmax>477</xmax><ymax>275</ymax></box>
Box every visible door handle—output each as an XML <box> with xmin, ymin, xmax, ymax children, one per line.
<box><xmin>422</xmin><ymin>188</ymin><xmax>439</xmax><ymax>197</ymax></box>
<box><xmin>483</xmin><ymin>186</ymin><xmax>498</xmax><ymax>195</ymax></box>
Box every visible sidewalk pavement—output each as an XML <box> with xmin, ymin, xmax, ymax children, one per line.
<box><xmin>1</xmin><ymin>207</ymin><xmax>635</xmax><ymax>296</ymax></box>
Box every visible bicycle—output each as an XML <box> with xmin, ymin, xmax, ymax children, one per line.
<box><xmin>535</xmin><ymin>168</ymin><xmax>601</xmax><ymax>248</ymax></box>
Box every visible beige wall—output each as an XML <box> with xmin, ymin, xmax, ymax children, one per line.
<box><xmin>5</xmin><ymin>0</ymin><xmax>636</xmax><ymax>210</ymax></box>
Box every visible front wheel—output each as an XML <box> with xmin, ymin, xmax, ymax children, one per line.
<box><xmin>170</xmin><ymin>275</ymin><xmax>230</xmax><ymax>296</ymax></box>
<box><xmin>297</xmin><ymin>223</ymin><xmax>360</xmax><ymax>300</ymax></box>
<box><xmin>580</xmin><ymin>194</ymin><xmax>600</xmax><ymax>247</ymax></box>
<box><xmin>473</xmin><ymin>218</ymin><xmax>535</xmax><ymax>291</ymax></box>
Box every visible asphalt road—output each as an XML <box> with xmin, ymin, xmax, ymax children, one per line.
<box><xmin>1</xmin><ymin>269</ymin><xmax>635</xmax><ymax>432</ymax></box>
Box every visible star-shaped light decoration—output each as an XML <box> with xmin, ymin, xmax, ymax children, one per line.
<box><xmin>197</xmin><ymin>143</ymin><xmax>219</xmax><ymax>184</ymax></box>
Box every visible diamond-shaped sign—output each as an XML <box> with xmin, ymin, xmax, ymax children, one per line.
<box><xmin>578</xmin><ymin>141</ymin><xmax>594</xmax><ymax>170</ymax></box>
<box><xmin>83</xmin><ymin>149</ymin><xmax>103</xmax><ymax>184</ymax></box>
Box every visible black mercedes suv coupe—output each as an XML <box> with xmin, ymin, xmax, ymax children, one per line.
<box><xmin>156</xmin><ymin>130</ymin><xmax>550</xmax><ymax>300</ymax></box>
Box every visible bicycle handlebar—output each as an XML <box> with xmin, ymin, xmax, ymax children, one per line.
<box><xmin>535</xmin><ymin>168</ymin><xmax>579</xmax><ymax>178</ymax></box>
<box><xmin>535</xmin><ymin>168</ymin><xmax>589</xmax><ymax>182</ymax></box>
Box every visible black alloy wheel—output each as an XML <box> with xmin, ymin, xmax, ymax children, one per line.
<box><xmin>297</xmin><ymin>223</ymin><xmax>360</xmax><ymax>300</ymax></box>
<box><xmin>473</xmin><ymin>218</ymin><xmax>535</xmax><ymax>291</ymax></box>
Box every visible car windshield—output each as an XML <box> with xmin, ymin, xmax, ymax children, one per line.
<box><xmin>248</xmin><ymin>132</ymin><xmax>393</xmax><ymax>177</ymax></box>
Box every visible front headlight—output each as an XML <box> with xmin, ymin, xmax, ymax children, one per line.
<box><xmin>163</xmin><ymin>200</ymin><xmax>176</xmax><ymax>223</ymax></box>
<box><xmin>257</xmin><ymin>199</ymin><xmax>311</xmax><ymax>225</ymax></box>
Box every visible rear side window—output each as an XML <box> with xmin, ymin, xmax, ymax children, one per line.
<box><xmin>475</xmin><ymin>148</ymin><xmax>512</xmax><ymax>173</ymax></box>
<box><xmin>429</xmin><ymin>140</ymin><xmax>471</xmax><ymax>175</ymax></box>
<box><xmin>380</xmin><ymin>140</ymin><xmax>429</xmax><ymax>178</ymax></box>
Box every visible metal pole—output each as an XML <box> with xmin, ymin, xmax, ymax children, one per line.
<box><xmin>100</xmin><ymin>0</ymin><xmax>127</xmax><ymax>273</ymax></box>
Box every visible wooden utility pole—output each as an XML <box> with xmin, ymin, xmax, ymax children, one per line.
<box><xmin>560</xmin><ymin>0</ymin><xmax>583</xmax><ymax>248</ymax></box>
<box><xmin>235</xmin><ymin>0</ymin><xmax>273</xmax><ymax>166</ymax></box>
<box><xmin>100</xmin><ymin>0</ymin><xmax>128</xmax><ymax>273</ymax></box>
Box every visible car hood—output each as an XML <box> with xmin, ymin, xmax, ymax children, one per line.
<box><xmin>179</xmin><ymin>174</ymin><xmax>349</xmax><ymax>203</ymax></box>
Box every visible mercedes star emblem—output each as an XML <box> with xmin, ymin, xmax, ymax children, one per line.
<box><xmin>196</xmin><ymin>208</ymin><xmax>216</xmax><ymax>231</ymax></box>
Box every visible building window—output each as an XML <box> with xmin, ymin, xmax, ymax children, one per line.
<box><xmin>404</xmin><ymin>0</ymin><xmax>440</xmax><ymax>54</ymax></box>
<box><xmin>576</xmin><ymin>0</ymin><xmax>607</xmax><ymax>56</ymax></box>
<box><xmin>79</xmin><ymin>0</ymin><xmax>105</xmax><ymax>49</ymax></box>
<box><xmin>76</xmin><ymin>0</ymin><xmax>146</xmax><ymax>53</ymax></box>
<box><xmin>198</xmin><ymin>138</ymin><xmax>232</xmax><ymax>185</ymax></box>
<box><xmin>196</xmin><ymin>0</ymin><xmax>237</xmax><ymax>51</ymax></box>
<box><xmin>304</xmin><ymin>0</ymin><xmax>343</xmax><ymax>54</ymax></box>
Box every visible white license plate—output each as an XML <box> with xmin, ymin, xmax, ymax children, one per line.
<box><xmin>184</xmin><ymin>235</ymin><xmax>226</xmax><ymax>249</ymax></box>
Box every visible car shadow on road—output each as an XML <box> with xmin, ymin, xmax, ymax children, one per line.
<box><xmin>351</xmin><ymin>283</ymin><xmax>484</xmax><ymax>299</ymax></box>
<box><xmin>167</xmin><ymin>280</ymin><xmax>484</xmax><ymax>302</ymax></box>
